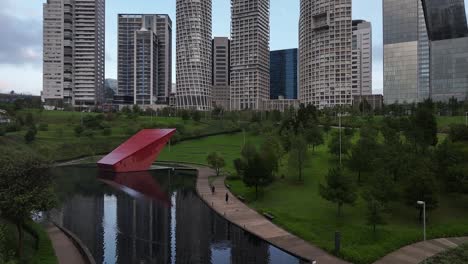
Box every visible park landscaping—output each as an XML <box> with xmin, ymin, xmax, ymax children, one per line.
<box><xmin>424</xmin><ymin>243</ymin><xmax>468</xmax><ymax>264</ymax></box>
<box><xmin>1</xmin><ymin>101</ymin><xmax>468</xmax><ymax>264</ymax></box>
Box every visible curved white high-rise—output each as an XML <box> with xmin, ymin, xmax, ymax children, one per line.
<box><xmin>299</xmin><ymin>0</ymin><xmax>352</xmax><ymax>108</ymax></box>
<box><xmin>176</xmin><ymin>0</ymin><xmax>213</xmax><ymax>110</ymax></box>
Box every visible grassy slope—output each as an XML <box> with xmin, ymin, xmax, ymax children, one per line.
<box><xmin>225</xmin><ymin>135</ymin><xmax>468</xmax><ymax>264</ymax></box>
<box><xmin>0</xmin><ymin>110</ymin><xmax>231</xmax><ymax>161</ymax></box>
<box><xmin>425</xmin><ymin>243</ymin><xmax>468</xmax><ymax>264</ymax></box>
<box><xmin>159</xmin><ymin>132</ymin><xmax>262</xmax><ymax>172</ymax></box>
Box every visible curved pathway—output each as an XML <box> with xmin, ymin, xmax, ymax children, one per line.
<box><xmin>195</xmin><ymin>166</ymin><xmax>349</xmax><ymax>264</ymax></box>
<box><xmin>373</xmin><ymin>237</ymin><xmax>468</xmax><ymax>264</ymax></box>
<box><xmin>46</xmin><ymin>224</ymin><xmax>87</xmax><ymax>264</ymax></box>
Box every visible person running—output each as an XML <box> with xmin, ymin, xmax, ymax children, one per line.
<box><xmin>225</xmin><ymin>192</ymin><xmax>229</xmax><ymax>204</ymax></box>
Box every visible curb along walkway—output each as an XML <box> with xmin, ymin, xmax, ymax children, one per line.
<box><xmin>46</xmin><ymin>224</ymin><xmax>87</xmax><ymax>264</ymax></box>
<box><xmin>195</xmin><ymin>166</ymin><xmax>349</xmax><ymax>264</ymax></box>
<box><xmin>373</xmin><ymin>237</ymin><xmax>468</xmax><ymax>264</ymax></box>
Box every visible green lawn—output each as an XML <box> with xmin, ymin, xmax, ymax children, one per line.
<box><xmin>425</xmin><ymin>243</ymin><xmax>468</xmax><ymax>264</ymax></box>
<box><xmin>225</xmin><ymin>137</ymin><xmax>468</xmax><ymax>264</ymax></box>
<box><xmin>0</xmin><ymin>110</ymin><xmax>238</xmax><ymax>161</ymax></box>
<box><xmin>159</xmin><ymin>132</ymin><xmax>262</xmax><ymax>172</ymax></box>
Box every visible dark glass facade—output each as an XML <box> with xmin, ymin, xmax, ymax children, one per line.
<box><xmin>422</xmin><ymin>0</ymin><xmax>468</xmax><ymax>41</ymax></box>
<box><xmin>270</xmin><ymin>49</ymin><xmax>298</xmax><ymax>99</ymax></box>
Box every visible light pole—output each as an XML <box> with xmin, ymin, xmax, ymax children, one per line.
<box><xmin>465</xmin><ymin>112</ymin><xmax>468</xmax><ymax>127</ymax></box>
<box><xmin>339</xmin><ymin>113</ymin><xmax>342</xmax><ymax>166</ymax></box>
<box><xmin>417</xmin><ymin>200</ymin><xmax>426</xmax><ymax>241</ymax></box>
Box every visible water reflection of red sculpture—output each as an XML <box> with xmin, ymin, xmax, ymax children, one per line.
<box><xmin>97</xmin><ymin>129</ymin><xmax>176</xmax><ymax>172</ymax></box>
<box><xmin>98</xmin><ymin>171</ymin><xmax>171</xmax><ymax>206</ymax></box>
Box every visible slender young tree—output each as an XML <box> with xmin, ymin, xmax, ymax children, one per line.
<box><xmin>319</xmin><ymin>167</ymin><xmax>357</xmax><ymax>217</ymax></box>
<box><xmin>206</xmin><ymin>152</ymin><xmax>225</xmax><ymax>177</ymax></box>
<box><xmin>288</xmin><ymin>135</ymin><xmax>308</xmax><ymax>181</ymax></box>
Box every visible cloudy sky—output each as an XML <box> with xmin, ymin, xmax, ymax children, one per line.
<box><xmin>1</xmin><ymin>0</ymin><xmax>467</xmax><ymax>95</ymax></box>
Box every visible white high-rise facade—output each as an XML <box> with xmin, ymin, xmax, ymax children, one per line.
<box><xmin>176</xmin><ymin>0</ymin><xmax>213</xmax><ymax>111</ymax></box>
<box><xmin>352</xmin><ymin>20</ymin><xmax>372</xmax><ymax>97</ymax></box>
<box><xmin>299</xmin><ymin>0</ymin><xmax>353</xmax><ymax>108</ymax></box>
<box><xmin>42</xmin><ymin>0</ymin><xmax>105</xmax><ymax>107</ymax></box>
<box><xmin>230</xmin><ymin>0</ymin><xmax>270</xmax><ymax>110</ymax></box>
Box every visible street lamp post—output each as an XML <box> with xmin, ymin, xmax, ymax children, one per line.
<box><xmin>417</xmin><ymin>201</ymin><xmax>426</xmax><ymax>241</ymax></box>
<box><xmin>465</xmin><ymin>112</ymin><xmax>468</xmax><ymax>127</ymax></box>
<box><xmin>339</xmin><ymin>113</ymin><xmax>342</xmax><ymax>166</ymax></box>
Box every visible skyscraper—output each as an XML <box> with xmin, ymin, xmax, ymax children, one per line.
<box><xmin>422</xmin><ymin>0</ymin><xmax>468</xmax><ymax>102</ymax></box>
<box><xmin>176</xmin><ymin>0</ymin><xmax>213</xmax><ymax>110</ymax></box>
<box><xmin>270</xmin><ymin>49</ymin><xmax>298</xmax><ymax>100</ymax></box>
<box><xmin>42</xmin><ymin>0</ymin><xmax>105</xmax><ymax>107</ymax></box>
<box><xmin>212</xmin><ymin>37</ymin><xmax>231</xmax><ymax>110</ymax></box>
<box><xmin>352</xmin><ymin>20</ymin><xmax>372</xmax><ymax>97</ymax></box>
<box><xmin>117</xmin><ymin>14</ymin><xmax>172</xmax><ymax>106</ymax></box>
<box><xmin>230</xmin><ymin>0</ymin><xmax>270</xmax><ymax>110</ymax></box>
<box><xmin>383</xmin><ymin>0</ymin><xmax>429</xmax><ymax>104</ymax></box>
<box><xmin>299</xmin><ymin>0</ymin><xmax>353</xmax><ymax>108</ymax></box>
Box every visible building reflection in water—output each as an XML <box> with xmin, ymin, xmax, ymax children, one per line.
<box><xmin>51</xmin><ymin>166</ymin><xmax>302</xmax><ymax>264</ymax></box>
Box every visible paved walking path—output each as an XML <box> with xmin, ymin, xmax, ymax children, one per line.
<box><xmin>46</xmin><ymin>224</ymin><xmax>87</xmax><ymax>264</ymax></box>
<box><xmin>373</xmin><ymin>237</ymin><xmax>468</xmax><ymax>264</ymax></box>
<box><xmin>195</xmin><ymin>166</ymin><xmax>349</xmax><ymax>264</ymax></box>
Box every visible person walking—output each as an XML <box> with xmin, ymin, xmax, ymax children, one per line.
<box><xmin>211</xmin><ymin>185</ymin><xmax>215</xmax><ymax>195</ymax></box>
<box><xmin>225</xmin><ymin>192</ymin><xmax>229</xmax><ymax>204</ymax></box>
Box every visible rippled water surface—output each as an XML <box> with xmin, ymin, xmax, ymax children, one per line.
<box><xmin>50</xmin><ymin>165</ymin><xmax>304</xmax><ymax>264</ymax></box>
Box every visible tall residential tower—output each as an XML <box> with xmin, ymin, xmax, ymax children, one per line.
<box><xmin>352</xmin><ymin>20</ymin><xmax>372</xmax><ymax>97</ymax></box>
<box><xmin>176</xmin><ymin>0</ymin><xmax>213</xmax><ymax>110</ymax></box>
<box><xmin>117</xmin><ymin>14</ymin><xmax>172</xmax><ymax>105</ymax></box>
<box><xmin>212</xmin><ymin>37</ymin><xmax>231</xmax><ymax>110</ymax></box>
<box><xmin>230</xmin><ymin>0</ymin><xmax>270</xmax><ymax>110</ymax></box>
<box><xmin>42</xmin><ymin>0</ymin><xmax>105</xmax><ymax>107</ymax></box>
<box><xmin>299</xmin><ymin>0</ymin><xmax>353</xmax><ymax>108</ymax></box>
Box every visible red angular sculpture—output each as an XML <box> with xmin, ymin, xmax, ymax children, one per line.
<box><xmin>97</xmin><ymin>129</ymin><xmax>176</xmax><ymax>172</ymax></box>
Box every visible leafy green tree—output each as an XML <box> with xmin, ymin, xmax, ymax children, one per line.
<box><xmin>448</xmin><ymin>124</ymin><xmax>468</xmax><ymax>142</ymax></box>
<box><xmin>348</xmin><ymin>125</ymin><xmax>379</xmax><ymax>183</ymax></box>
<box><xmin>240</xmin><ymin>142</ymin><xmax>274</xmax><ymax>200</ymax></box>
<box><xmin>261</xmin><ymin>135</ymin><xmax>283</xmax><ymax>175</ymax></box>
<box><xmin>288</xmin><ymin>135</ymin><xmax>308</xmax><ymax>181</ymax></box>
<box><xmin>102</xmin><ymin>127</ymin><xmax>112</xmax><ymax>136</ymax></box>
<box><xmin>191</xmin><ymin>110</ymin><xmax>202</xmax><ymax>122</ymax></box>
<box><xmin>74</xmin><ymin>125</ymin><xmax>84</xmax><ymax>137</ymax></box>
<box><xmin>319</xmin><ymin>167</ymin><xmax>357</xmax><ymax>217</ymax></box>
<box><xmin>0</xmin><ymin>149</ymin><xmax>57</xmax><ymax>258</ymax></box>
<box><xmin>365</xmin><ymin>196</ymin><xmax>386</xmax><ymax>235</ymax></box>
<box><xmin>323</xmin><ymin>115</ymin><xmax>332</xmax><ymax>135</ymax></box>
<box><xmin>404</xmin><ymin>161</ymin><xmax>439</xmax><ymax>222</ymax></box>
<box><xmin>404</xmin><ymin>99</ymin><xmax>438</xmax><ymax>151</ymax></box>
<box><xmin>25</xmin><ymin>112</ymin><xmax>34</xmax><ymax>127</ymax></box>
<box><xmin>328</xmin><ymin>130</ymin><xmax>351</xmax><ymax>159</ymax></box>
<box><xmin>181</xmin><ymin>110</ymin><xmax>190</xmax><ymax>121</ymax></box>
<box><xmin>305</xmin><ymin>123</ymin><xmax>324</xmax><ymax>151</ymax></box>
<box><xmin>435</xmin><ymin>139</ymin><xmax>468</xmax><ymax>193</ymax></box>
<box><xmin>24</xmin><ymin>127</ymin><xmax>37</xmax><ymax>143</ymax></box>
<box><xmin>206</xmin><ymin>152</ymin><xmax>225</xmax><ymax>176</ymax></box>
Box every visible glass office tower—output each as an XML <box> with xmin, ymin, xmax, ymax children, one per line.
<box><xmin>270</xmin><ymin>49</ymin><xmax>298</xmax><ymax>100</ymax></box>
<box><xmin>383</xmin><ymin>0</ymin><xmax>429</xmax><ymax>104</ymax></box>
<box><xmin>422</xmin><ymin>0</ymin><xmax>468</xmax><ymax>102</ymax></box>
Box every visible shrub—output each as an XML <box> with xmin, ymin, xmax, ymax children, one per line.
<box><xmin>74</xmin><ymin>125</ymin><xmax>84</xmax><ymax>137</ymax></box>
<box><xmin>24</xmin><ymin>128</ymin><xmax>37</xmax><ymax>143</ymax></box>
<box><xmin>449</xmin><ymin>124</ymin><xmax>468</xmax><ymax>142</ymax></box>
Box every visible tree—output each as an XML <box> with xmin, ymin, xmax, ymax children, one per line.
<box><xmin>288</xmin><ymin>135</ymin><xmax>308</xmax><ymax>181</ymax></box>
<box><xmin>240</xmin><ymin>142</ymin><xmax>274</xmax><ymax>200</ymax></box>
<box><xmin>323</xmin><ymin>115</ymin><xmax>332</xmax><ymax>135</ymax></box>
<box><xmin>206</xmin><ymin>152</ymin><xmax>225</xmax><ymax>176</ymax></box>
<box><xmin>404</xmin><ymin>99</ymin><xmax>438</xmax><ymax>151</ymax></box>
<box><xmin>319</xmin><ymin>167</ymin><xmax>357</xmax><ymax>217</ymax></box>
<box><xmin>328</xmin><ymin>130</ymin><xmax>351</xmax><ymax>159</ymax></box>
<box><xmin>191</xmin><ymin>110</ymin><xmax>202</xmax><ymax>122</ymax></box>
<box><xmin>404</xmin><ymin>161</ymin><xmax>439</xmax><ymax>222</ymax></box>
<box><xmin>74</xmin><ymin>125</ymin><xmax>84</xmax><ymax>137</ymax></box>
<box><xmin>365</xmin><ymin>196</ymin><xmax>386</xmax><ymax>235</ymax></box>
<box><xmin>24</xmin><ymin>127</ymin><xmax>36</xmax><ymax>143</ymax></box>
<box><xmin>261</xmin><ymin>135</ymin><xmax>283</xmax><ymax>175</ymax></box>
<box><xmin>0</xmin><ymin>149</ymin><xmax>56</xmax><ymax>258</ymax></box>
<box><xmin>347</xmin><ymin>125</ymin><xmax>379</xmax><ymax>183</ymax></box>
<box><xmin>181</xmin><ymin>110</ymin><xmax>190</xmax><ymax>121</ymax></box>
<box><xmin>305</xmin><ymin>122</ymin><xmax>324</xmax><ymax>151</ymax></box>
